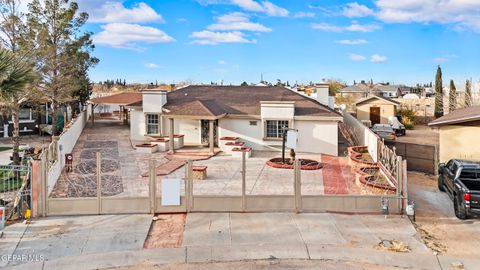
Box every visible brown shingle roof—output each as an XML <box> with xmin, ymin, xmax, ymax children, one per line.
<box><xmin>90</xmin><ymin>92</ymin><xmax>142</xmax><ymax>105</ymax></box>
<box><xmin>429</xmin><ymin>105</ymin><xmax>480</xmax><ymax>126</ymax></box>
<box><xmin>160</xmin><ymin>85</ymin><xmax>339</xmax><ymax>117</ymax></box>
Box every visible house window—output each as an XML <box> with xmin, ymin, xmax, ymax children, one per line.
<box><xmin>146</xmin><ymin>114</ymin><xmax>159</xmax><ymax>135</ymax></box>
<box><xmin>265</xmin><ymin>120</ymin><xmax>289</xmax><ymax>139</ymax></box>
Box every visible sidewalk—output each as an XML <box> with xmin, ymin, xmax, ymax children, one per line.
<box><xmin>2</xmin><ymin>213</ymin><xmax>478</xmax><ymax>270</ymax></box>
<box><xmin>7</xmin><ymin>244</ymin><xmax>480</xmax><ymax>270</ymax></box>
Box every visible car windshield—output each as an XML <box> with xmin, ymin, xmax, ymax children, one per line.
<box><xmin>460</xmin><ymin>169</ymin><xmax>480</xmax><ymax>179</ymax></box>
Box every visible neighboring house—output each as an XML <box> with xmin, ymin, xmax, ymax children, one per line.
<box><xmin>124</xmin><ymin>85</ymin><xmax>342</xmax><ymax>156</ymax></box>
<box><xmin>428</xmin><ymin>106</ymin><xmax>480</xmax><ymax>162</ymax></box>
<box><xmin>337</xmin><ymin>84</ymin><xmax>370</xmax><ymax>100</ymax></box>
<box><xmin>374</xmin><ymin>84</ymin><xmax>401</xmax><ymax>98</ymax></box>
<box><xmin>355</xmin><ymin>95</ymin><xmax>399</xmax><ymax>125</ymax></box>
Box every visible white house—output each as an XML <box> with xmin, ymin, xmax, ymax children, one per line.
<box><xmin>124</xmin><ymin>85</ymin><xmax>342</xmax><ymax>156</ymax></box>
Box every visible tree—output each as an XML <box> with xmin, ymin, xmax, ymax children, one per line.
<box><xmin>449</xmin><ymin>80</ymin><xmax>456</xmax><ymax>112</ymax></box>
<box><xmin>27</xmin><ymin>0</ymin><xmax>97</xmax><ymax>135</ymax></box>
<box><xmin>0</xmin><ymin>49</ymin><xmax>37</xmax><ymax>164</ymax></box>
<box><xmin>465</xmin><ymin>79</ymin><xmax>472</xmax><ymax>107</ymax></box>
<box><xmin>240</xmin><ymin>81</ymin><xmax>248</xmax><ymax>86</ymax></box>
<box><xmin>327</xmin><ymin>79</ymin><xmax>346</xmax><ymax>96</ymax></box>
<box><xmin>0</xmin><ymin>0</ymin><xmax>39</xmax><ymax>165</ymax></box>
<box><xmin>434</xmin><ymin>66</ymin><xmax>444</xmax><ymax>118</ymax></box>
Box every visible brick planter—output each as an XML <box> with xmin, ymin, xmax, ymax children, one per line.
<box><xmin>165</xmin><ymin>134</ymin><xmax>184</xmax><ymax>149</ymax></box>
<box><xmin>354</xmin><ymin>165</ymin><xmax>396</xmax><ymax>193</ymax></box>
<box><xmin>266</xmin><ymin>158</ymin><xmax>323</xmax><ymax>170</ymax></box>
<box><xmin>231</xmin><ymin>147</ymin><xmax>252</xmax><ymax>158</ymax></box>
<box><xmin>135</xmin><ymin>143</ymin><xmax>158</xmax><ymax>154</ymax></box>
<box><xmin>150</xmin><ymin>138</ymin><xmax>170</xmax><ymax>152</ymax></box>
<box><xmin>192</xmin><ymin>166</ymin><xmax>207</xmax><ymax>180</ymax></box>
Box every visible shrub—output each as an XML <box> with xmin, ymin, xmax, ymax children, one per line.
<box><xmin>398</xmin><ymin>109</ymin><xmax>416</xmax><ymax>129</ymax></box>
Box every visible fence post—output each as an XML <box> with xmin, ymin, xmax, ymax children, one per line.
<box><xmin>294</xmin><ymin>159</ymin><xmax>302</xmax><ymax>213</ymax></box>
<box><xmin>96</xmin><ymin>152</ymin><xmax>102</xmax><ymax>214</ymax></box>
<box><xmin>396</xmin><ymin>156</ymin><xmax>403</xmax><ymax>214</ymax></box>
<box><xmin>185</xmin><ymin>160</ymin><xmax>193</xmax><ymax>212</ymax></box>
<box><xmin>242</xmin><ymin>151</ymin><xmax>246</xmax><ymax>212</ymax></box>
<box><xmin>149</xmin><ymin>159</ymin><xmax>157</xmax><ymax>214</ymax></box>
<box><xmin>40</xmin><ymin>151</ymin><xmax>47</xmax><ymax>217</ymax></box>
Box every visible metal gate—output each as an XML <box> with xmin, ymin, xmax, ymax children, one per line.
<box><xmin>0</xmin><ymin>164</ymin><xmax>32</xmax><ymax>220</ymax></box>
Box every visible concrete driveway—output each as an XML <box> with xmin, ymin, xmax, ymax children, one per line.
<box><xmin>0</xmin><ymin>215</ymin><xmax>152</xmax><ymax>268</ymax></box>
<box><xmin>182</xmin><ymin>212</ymin><xmax>428</xmax><ymax>253</ymax></box>
<box><xmin>408</xmin><ymin>172</ymin><xmax>480</xmax><ymax>259</ymax></box>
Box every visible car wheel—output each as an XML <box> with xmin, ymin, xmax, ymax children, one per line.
<box><xmin>438</xmin><ymin>176</ymin><xmax>445</xmax><ymax>192</ymax></box>
<box><xmin>454</xmin><ymin>198</ymin><xmax>468</xmax><ymax>220</ymax></box>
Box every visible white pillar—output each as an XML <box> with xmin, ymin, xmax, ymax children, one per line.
<box><xmin>3</xmin><ymin>124</ymin><xmax>8</xmax><ymax>138</ymax></box>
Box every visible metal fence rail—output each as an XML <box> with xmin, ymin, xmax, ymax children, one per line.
<box><xmin>0</xmin><ymin>164</ymin><xmax>32</xmax><ymax>221</ymax></box>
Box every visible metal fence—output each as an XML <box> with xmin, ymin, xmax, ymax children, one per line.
<box><xmin>0</xmin><ymin>164</ymin><xmax>32</xmax><ymax>221</ymax></box>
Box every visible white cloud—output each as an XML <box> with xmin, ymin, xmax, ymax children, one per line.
<box><xmin>375</xmin><ymin>0</ymin><xmax>480</xmax><ymax>32</ymax></box>
<box><xmin>371</xmin><ymin>54</ymin><xmax>388</xmax><ymax>63</ymax></box>
<box><xmin>190</xmin><ymin>31</ymin><xmax>256</xmax><ymax>45</ymax></box>
<box><xmin>145</xmin><ymin>63</ymin><xmax>162</xmax><ymax>68</ymax></box>
<box><xmin>84</xmin><ymin>1</ymin><xmax>164</xmax><ymax>23</ymax></box>
<box><xmin>207</xmin><ymin>12</ymin><xmax>272</xmax><ymax>32</ymax></box>
<box><xmin>312</xmin><ymin>22</ymin><xmax>380</xmax><ymax>32</ymax></box>
<box><xmin>336</xmin><ymin>39</ymin><xmax>368</xmax><ymax>45</ymax></box>
<box><xmin>433</xmin><ymin>54</ymin><xmax>456</xmax><ymax>63</ymax></box>
<box><xmin>293</xmin><ymin>12</ymin><xmax>315</xmax><ymax>18</ymax></box>
<box><xmin>311</xmin><ymin>23</ymin><xmax>343</xmax><ymax>32</ymax></box>
<box><xmin>93</xmin><ymin>23</ymin><xmax>175</xmax><ymax>49</ymax></box>
<box><xmin>262</xmin><ymin>1</ymin><xmax>289</xmax><ymax>17</ymax></box>
<box><xmin>343</xmin><ymin>2</ymin><xmax>374</xmax><ymax>18</ymax></box>
<box><xmin>232</xmin><ymin>0</ymin><xmax>264</xmax><ymax>12</ymax></box>
<box><xmin>345</xmin><ymin>22</ymin><xmax>381</xmax><ymax>32</ymax></box>
<box><xmin>218</xmin><ymin>60</ymin><xmax>228</xmax><ymax>64</ymax></box>
<box><xmin>197</xmin><ymin>0</ymin><xmax>289</xmax><ymax>17</ymax></box>
<box><xmin>350</xmin><ymin>54</ymin><xmax>366</xmax><ymax>61</ymax></box>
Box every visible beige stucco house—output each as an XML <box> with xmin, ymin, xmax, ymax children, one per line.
<box><xmin>428</xmin><ymin>106</ymin><xmax>480</xmax><ymax>162</ymax></box>
<box><xmin>355</xmin><ymin>95</ymin><xmax>399</xmax><ymax>125</ymax></box>
<box><xmin>119</xmin><ymin>85</ymin><xmax>342</xmax><ymax>156</ymax></box>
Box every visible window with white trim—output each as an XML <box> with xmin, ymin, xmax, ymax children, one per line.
<box><xmin>265</xmin><ymin>120</ymin><xmax>289</xmax><ymax>139</ymax></box>
<box><xmin>146</xmin><ymin>114</ymin><xmax>159</xmax><ymax>135</ymax></box>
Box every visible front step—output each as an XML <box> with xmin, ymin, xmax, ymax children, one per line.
<box><xmin>224</xmin><ymin>141</ymin><xmax>245</xmax><ymax>154</ymax></box>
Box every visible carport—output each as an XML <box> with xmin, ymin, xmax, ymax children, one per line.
<box><xmin>88</xmin><ymin>92</ymin><xmax>142</xmax><ymax>126</ymax></box>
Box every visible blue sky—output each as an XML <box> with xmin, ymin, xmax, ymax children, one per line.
<box><xmin>75</xmin><ymin>0</ymin><xmax>480</xmax><ymax>87</ymax></box>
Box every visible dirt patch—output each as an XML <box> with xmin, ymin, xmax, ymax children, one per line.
<box><xmin>408</xmin><ymin>171</ymin><xmax>480</xmax><ymax>258</ymax></box>
<box><xmin>144</xmin><ymin>214</ymin><xmax>186</xmax><ymax>249</ymax></box>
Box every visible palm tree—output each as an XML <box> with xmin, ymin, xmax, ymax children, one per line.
<box><xmin>0</xmin><ymin>48</ymin><xmax>37</xmax><ymax>165</ymax></box>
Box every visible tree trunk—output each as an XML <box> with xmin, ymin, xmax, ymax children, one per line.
<box><xmin>51</xmin><ymin>101</ymin><xmax>58</xmax><ymax>135</ymax></box>
<box><xmin>12</xmin><ymin>103</ymin><xmax>20</xmax><ymax>165</ymax></box>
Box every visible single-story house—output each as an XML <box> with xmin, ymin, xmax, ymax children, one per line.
<box><xmin>373</xmin><ymin>84</ymin><xmax>402</xmax><ymax>98</ymax></box>
<box><xmin>336</xmin><ymin>84</ymin><xmax>370</xmax><ymax>100</ymax></box>
<box><xmin>124</xmin><ymin>85</ymin><xmax>343</xmax><ymax>156</ymax></box>
<box><xmin>355</xmin><ymin>95</ymin><xmax>399</xmax><ymax>125</ymax></box>
<box><xmin>428</xmin><ymin>106</ymin><xmax>480</xmax><ymax>162</ymax></box>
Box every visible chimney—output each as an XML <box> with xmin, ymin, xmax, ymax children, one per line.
<box><xmin>141</xmin><ymin>89</ymin><xmax>167</xmax><ymax>113</ymax></box>
<box><xmin>314</xmin><ymin>83</ymin><xmax>329</xmax><ymax>106</ymax></box>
